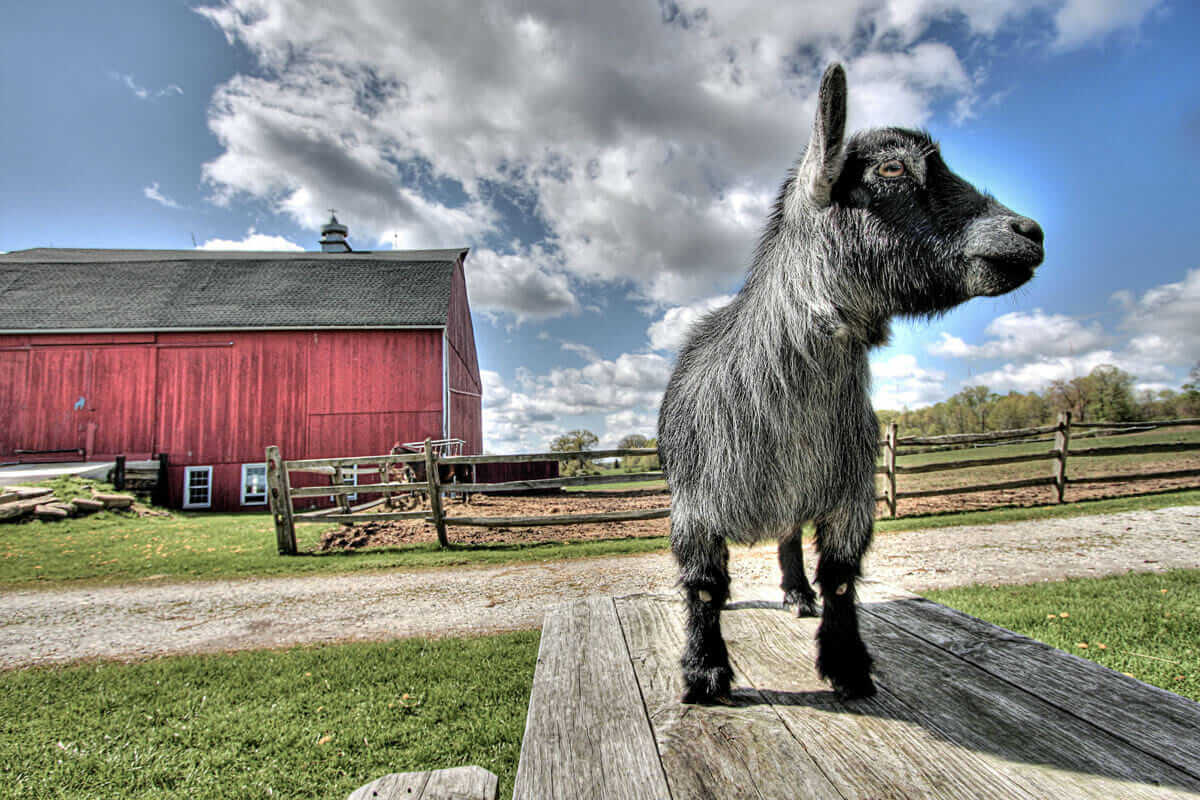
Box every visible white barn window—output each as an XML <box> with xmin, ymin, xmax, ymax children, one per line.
<box><xmin>241</xmin><ymin>463</ymin><xmax>267</xmax><ymax>506</ymax></box>
<box><xmin>183</xmin><ymin>466</ymin><xmax>213</xmax><ymax>509</ymax></box>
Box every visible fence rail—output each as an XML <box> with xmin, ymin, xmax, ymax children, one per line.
<box><xmin>267</xmin><ymin>416</ymin><xmax>1200</xmax><ymax>554</ymax></box>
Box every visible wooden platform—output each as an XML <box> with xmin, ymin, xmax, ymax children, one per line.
<box><xmin>513</xmin><ymin>584</ymin><xmax>1200</xmax><ymax>799</ymax></box>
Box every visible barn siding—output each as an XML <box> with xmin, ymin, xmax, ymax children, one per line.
<box><xmin>445</xmin><ymin>257</ymin><xmax>483</xmax><ymax>453</ymax></box>
<box><xmin>0</xmin><ymin>328</ymin><xmax>455</xmax><ymax>510</ymax></box>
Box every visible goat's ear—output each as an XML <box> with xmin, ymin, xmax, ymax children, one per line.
<box><xmin>799</xmin><ymin>63</ymin><xmax>847</xmax><ymax>209</ymax></box>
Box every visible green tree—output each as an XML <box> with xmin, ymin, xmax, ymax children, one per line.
<box><xmin>1085</xmin><ymin>365</ymin><xmax>1137</xmax><ymax>422</ymax></box>
<box><xmin>550</xmin><ymin>429</ymin><xmax>600</xmax><ymax>476</ymax></box>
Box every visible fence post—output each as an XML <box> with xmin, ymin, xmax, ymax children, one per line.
<box><xmin>152</xmin><ymin>453</ymin><xmax>169</xmax><ymax>507</ymax></box>
<box><xmin>332</xmin><ymin>465</ymin><xmax>351</xmax><ymax>514</ymax></box>
<box><xmin>113</xmin><ymin>455</ymin><xmax>126</xmax><ymax>491</ymax></box>
<box><xmin>1052</xmin><ymin>411</ymin><xmax>1072</xmax><ymax>504</ymax></box>
<box><xmin>266</xmin><ymin>445</ymin><xmax>298</xmax><ymax>555</ymax></box>
<box><xmin>424</xmin><ymin>438</ymin><xmax>449</xmax><ymax>548</ymax></box>
<box><xmin>885</xmin><ymin>422</ymin><xmax>898</xmax><ymax>518</ymax></box>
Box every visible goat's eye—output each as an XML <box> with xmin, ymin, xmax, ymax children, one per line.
<box><xmin>877</xmin><ymin>159</ymin><xmax>905</xmax><ymax>178</ymax></box>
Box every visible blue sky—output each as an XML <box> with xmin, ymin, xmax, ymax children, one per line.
<box><xmin>3</xmin><ymin>0</ymin><xmax>1198</xmax><ymax>452</ymax></box>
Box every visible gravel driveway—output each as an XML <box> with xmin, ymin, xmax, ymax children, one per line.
<box><xmin>2</xmin><ymin>506</ymin><xmax>1197</xmax><ymax>669</ymax></box>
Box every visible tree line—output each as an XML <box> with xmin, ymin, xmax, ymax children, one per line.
<box><xmin>549</xmin><ymin>363</ymin><xmax>1200</xmax><ymax>465</ymax></box>
<box><xmin>877</xmin><ymin>363</ymin><xmax>1200</xmax><ymax>438</ymax></box>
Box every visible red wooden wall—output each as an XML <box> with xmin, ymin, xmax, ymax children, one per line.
<box><xmin>0</xmin><ymin>328</ymin><xmax>466</xmax><ymax>510</ymax></box>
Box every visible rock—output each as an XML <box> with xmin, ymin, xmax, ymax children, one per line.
<box><xmin>72</xmin><ymin>498</ymin><xmax>106</xmax><ymax>513</ymax></box>
<box><xmin>91</xmin><ymin>492</ymin><xmax>135</xmax><ymax>509</ymax></box>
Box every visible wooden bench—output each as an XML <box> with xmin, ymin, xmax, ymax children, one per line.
<box><xmin>514</xmin><ymin>583</ymin><xmax>1200</xmax><ymax>799</ymax></box>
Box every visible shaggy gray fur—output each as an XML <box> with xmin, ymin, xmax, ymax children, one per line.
<box><xmin>658</xmin><ymin>63</ymin><xmax>1044</xmax><ymax>703</ymax></box>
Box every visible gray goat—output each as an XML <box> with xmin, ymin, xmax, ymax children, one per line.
<box><xmin>658</xmin><ymin>63</ymin><xmax>1044</xmax><ymax>703</ymax></box>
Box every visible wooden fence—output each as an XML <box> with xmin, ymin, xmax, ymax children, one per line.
<box><xmin>267</xmin><ymin>416</ymin><xmax>1200</xmax><ymax>554</ymax></box>
<box><xmin>877</xmin><ymin>413</ymin><xmax>1200</xmax><ymax>516</ymax></box>
<box><xmin>267</xmin><ymin>439</ymin><xmax>665</xmax><ymax>555</ymax></box>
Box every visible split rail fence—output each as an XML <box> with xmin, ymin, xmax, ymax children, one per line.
<box><xmin>267</xmin><ymin>440</ymin><xmax>665</xmax><ymax>555</ymax></box>
<box><xmin>267</xmin><ymin>415</ymin><xmax>1200</xmax><ymax>554</ymax></box>
<box><xmin>878</xmin><ymin>413</ymin><xmax>1200</xmax><ymax>516</ymax></box>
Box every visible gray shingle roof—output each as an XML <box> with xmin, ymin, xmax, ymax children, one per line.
<box><xmin>0</xmin><ymin>248</ymin><xmax>469</xmax><ymax>331</ymax></box>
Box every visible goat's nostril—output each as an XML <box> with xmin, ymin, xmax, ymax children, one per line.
<box><xmin>1011</xmin><ymin>217</ymin><xmax>1044</xmax><ymax>246</ymax></box>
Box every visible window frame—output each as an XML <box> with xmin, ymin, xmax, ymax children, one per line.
<box><xmin>183</xmin><ymin>466</ymin><xmax>214</xmax><ymax>510</ymax></box>
<box><xmin>241</xmin><ymin>463</ymin><xmax>268</xmax><ymax>506</ymax></box>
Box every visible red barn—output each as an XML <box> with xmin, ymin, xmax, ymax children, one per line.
<box><xmin>0</xmin><ymin>241</ymin><xmax>482</xmax><ymax>511</ymax></box>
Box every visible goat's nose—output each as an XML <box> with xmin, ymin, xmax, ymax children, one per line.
<box><xmin>1011</xmin><ymin>217</ymin><xmax>1044</xmax><ymax>246</ymax></box>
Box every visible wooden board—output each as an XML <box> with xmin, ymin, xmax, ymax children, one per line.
<box><xmin>442</xmin><ymin>507</ymin><xmax>670</xmax><ymax>528</ymax></box>
<box><xmin>516</xmin><ymin>589</ymin><xmax>1200</xmax><ymax>799</ymax></box>
<box><xmin>347</xmin><ymin>765</ymin><xmax>497</xmax><ymax>800</ymax></box>
<box><xmin>512</xmin><ymin>596</ymin><xmax>671</xmax><ymax>800</ymax></box>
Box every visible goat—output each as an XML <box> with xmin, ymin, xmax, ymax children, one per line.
<box><xmin>657</xmin><ymin>63</ymin><xmax>1044</xmax><ymax>703</ymax></box>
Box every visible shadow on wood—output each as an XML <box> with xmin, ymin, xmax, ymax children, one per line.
<box><xmin>514</xmin><ymin>586</ymin><xmax>1200</xmax><ymax>799</ymax></box>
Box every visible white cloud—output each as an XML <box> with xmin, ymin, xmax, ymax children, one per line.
<box><xmin>197</xmin><ymin>229</ymin><xmax>305</xmax><ymax>251</ymax></box>
<box><xmin>646</xmin><ymin>294</ymin><xmax>736</xmax><ymax>352</ymax></box>
<box><xmin>111</xmin><ymin>72</ymin><xmax>183</xmax><ymax>100</ymax></box>
<box><xmin>464</xmin><ymin>248</ymin><xmax>578</xmax><ymax>321</ymax></box>
<box><xmin>143</xmin><ymin>182</ymin><xmax>183</xmax><ymax>210</ymax></box>
<box><xmin>928</xmin><ymin>309</ymin><xmax>1106</xmax><ymax>360</ymax></box>
<box><xmin>870</xmin><ymin>353</ymin><xmax>947</xmax><ymax>409</ymax></box>
<box><xmin>603</xmin><ymin>410</ymin><xmax>659</xmax><ymax>444</ymax></box>
<box><xmin>1115</xmin><ymin>268</ymin><xmax>1200</xmax><ymax>363</ymax></box>
<box><xmin>193</xmin><ymin>0</ymin><xmax>1157</xmax><ymax>313</ymax></box>
<box><xmin>1053</xmin><ymin>0</ymin><xmax>1163</xmax><ymax>51</ymax></box>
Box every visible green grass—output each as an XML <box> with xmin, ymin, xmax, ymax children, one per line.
<box><xmin>926</xmin><ymin>569</ymin><xmax>1199</xmax><ymax>702</ymax></box>
<box><xmin>0</xmin><ymin>631</ymin><xmax>540</xmax><ymax>800</ymax></box>
<box><xmin>2</xmin><ymin>473</ymin><xmax>1198</xmax><ymax>588</ymax></box>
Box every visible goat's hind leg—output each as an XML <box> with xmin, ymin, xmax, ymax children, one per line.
<box><xmin>673</xmin><ymin>522</ymin><xmax>733</xmax><ymax>704</ymax></box>
<box><xmin>779</xmin><ymin>524</ymin><xmax>819</xmax><ymax>617</ymax></box>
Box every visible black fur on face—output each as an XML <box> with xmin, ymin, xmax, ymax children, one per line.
<box><xmin>830</xmin><ymin>127</ymin><xmax>1044</xmax><ymax>316</ymax></box>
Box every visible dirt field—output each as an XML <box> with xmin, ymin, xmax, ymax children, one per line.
<box><xmin>316</xmin><ymin>479</ymin><xmax>1200</xmax><ymax>551</ymax></box>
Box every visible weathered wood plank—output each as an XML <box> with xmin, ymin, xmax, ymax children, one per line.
<box><xmin>1069</xmin><ymin>441</ymin><xmax>1200</xmax><ymax>458</ymax></box>
<box><xmin>452</xmin><ymin>471</ymin><xmax>664</xmax><ymax>493</ymax></box>
<box><xmin>1069</xmin><ymin>468</ymin><xmax>1200</xmax><ymax>485</ymax></box>
<box><xmin>897</xmin><ymin>425</ymin><xmax>1060</xmax><ymax>447</ymax></box>
<box><xmin>614</xmin><ymin>593</ymin><xmax>843</xmax><ymax>800</ymax></box>
<box><xmin>861</xmin><ymin>592</ymin><xmax>1200</xmax><ymax>781</ymax></box>
<box><xmin>440</xmin><ymin>447</ymin><xmax>658</xmax><ymax>465</ymax></box>
<box><xmin>513</xmin><ymin>597</ymin><xmax>671</xmax><ymax>800</ymax></box>
<box><xmin>894</xmin><ymin>451</ymin><xmax>1049</xmax><ymax>474</ymax></box>
<box><xmin>294</xmin><ymin>511</ymin><xmax>429</xmax><ymax>523</ymax></box>
<box><xmin>895</xmin><ymin>476</ymin><xmax>1053</xmax><ymax>499</ymax></box>
<box><xmin>441</xmin><ymin>507</ymin><xmax>670</xmax><ymax>528</ymax></box>
<box><xmin>425</xmin><ymin>438</ymin><xmax>448</xmax><ymax>548</ymax></box>
<box><xmin>348</xmin><ymin>765</ymin><xmax>498</xmax><ymax>799</ymax></box>
<box><xmin>855</xmin><ymin>602</ymin><xmax>1200</xmax><ymax>797</ymax></box>
<box><xmin>284</xmin><ymin>452</ymin><xmax>427</xmax><ymax>470</ymax></box>
<box><xmin>266</xmin><ymin>445</ymin><xmax>297</xmax><ymax>555</ymax></box>
<box><xmin>1072</xmin><ymin>417</ymin><xmax>1200</xmax><ymax>429</ymax></box>
<box><xmin>289</xmin><ymin>481</ymin><xmax>427</xmax><ymax>499</ymax></box>
<box><xmin>716</xmin><ymin>598</ymin><xmax>1043</xmax><ymax>800</ymax></box>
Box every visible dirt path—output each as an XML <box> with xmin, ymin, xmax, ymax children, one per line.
<box><xmin>1</xmin><ymin>506</ymin><xmax>1197</xmax><ymax>669</ymax></box>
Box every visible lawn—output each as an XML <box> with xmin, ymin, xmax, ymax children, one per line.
<box><xmin>1</xmin><ymin>474</ymin><xmax>1197</xmax><ymax>588</ymax></box>
<box><xmin>926</xmin><ymin>568</ymin><xmax>1199</xmax><ymax>703</ymax></box>
<box><xmin>0</xmin><ymin>630</ymin><xmax>540</xmax><ymax>800</ymax></box>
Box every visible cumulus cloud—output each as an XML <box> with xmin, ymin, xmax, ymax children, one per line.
<box><xmin>197</xmin><ymin>229</ymin><xmax>305</xmax><ymax>251</ymax></box>
<box><xmin>143</xmin><ymin>182</ymin><xmax>183</xmax><ymax>210</ymax></box>
<box><xmin>193</xmin><ymin>0</ymin><xmax>1156</xmax><ymax>317</ymax></box>
<box><xmin>464</xmin><ymin>248</ymin><xmax>578</xmax><ymax>322</ymax></box>
<box><xmin>647</xmin><ymin>294</ymin><xmax>736</xmax><ymax>352</ymax></box>
<box><xmin>928</xmin><ymin>309</ymin><xmax>1106</xmax><ymax>360</ymax></box>
<box><xmin>1114</xmin><ymin>268</ymin><xmax>1200</xmax><ymax>361</ymax></box>
<box><xmin>1053</xmin><ymin>0</ymin><xmax>1164</xmax><ymax>51</ymax></box>
<box><xmin>870</xmin><ymin>353</ymin><xmax>947</xmax><ymax>409</ymax></box>
<box><xmin>479</xmin><ymin>352</ymin><xmax>672</xmax><ymax>451</ymax></box>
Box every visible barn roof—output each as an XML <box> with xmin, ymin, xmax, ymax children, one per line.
<box><xmin>0</xmin><ymin>248</ymin><xmax>469</xmax><ymax>332</ymax></box>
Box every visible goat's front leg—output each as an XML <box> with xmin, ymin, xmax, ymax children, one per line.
<box><xmin>813</xmin><ymin>507</ymin><xmax>876</xmax><ymax>700</ymax></box>
<box><xmin>673</xmin><ymin>523</ymin><xmax>733</xmax><ymax>704</ymax></box>
<box><xmin>779</xmin><ymin>524</ymin><xmax>819</xmax><ymax>617</ymax></box>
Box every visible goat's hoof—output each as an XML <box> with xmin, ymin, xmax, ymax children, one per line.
<box><xmin>831</xmin><ymin>673</ymin><xmax>877</xmax><ymax>701</ymax></box>
<box><xmin>680</xmin><ymin>665</ymin><xmax>733</xmax><ymax>705</ymax></box>
<box><xmin>783</xmin><ymin>589</ymin><xmax>819</xmax><ymax>617</ymax></box>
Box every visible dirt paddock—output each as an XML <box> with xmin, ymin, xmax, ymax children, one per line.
<box><xmin>317</xmin><ymin>479</ymin><xmax>1200</xmax><ymax>551</ymax></box>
